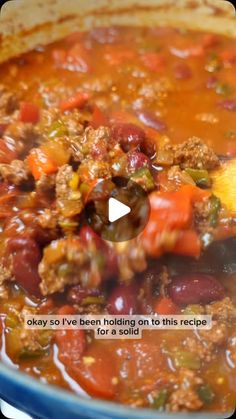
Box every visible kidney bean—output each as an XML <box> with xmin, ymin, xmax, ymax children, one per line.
<box><xmin>8</xmin><ymin>236</ymin><xmax>40</xmax><ymax>255</ymax></box>
<box><xmin>137</xmin><ymin>110</ymin><xmax>167</xmax><ymax>132</ymax></box>
<box><xmin>7</xmin><ymin>236</ymin><xmax>41</xmax><ymax>296</ymax></box>
<box><xmin>111</xmin><ymin>123</ymin><xmax>146</xmax><ymax>152</ymax></box>
<box><xmin>173</xmin><ymin>62</ymin><xmax>192</xmax><ymax>80</ymax></box>
<box><xmin>127</xmin><ymin>150</ymin><xmax>151</xmax><ymax>171</ymax></box>
<box><xmin>218</xmin><ymin>99</ymin><xmax>236</xmax><ymax>111</ymax></box>
<box><xmin>107</xmin><ymin>283</ymin><xmax>138</xmax><ymax>314</ymax></box>
<box><xmin>168</xmin><ymin>274</ymin><xmax>225</xmax><ymax>306</ymax></box>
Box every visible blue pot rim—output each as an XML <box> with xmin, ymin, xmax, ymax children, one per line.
<box><xmin>0</xmin><ymin>362</ymin><xmax>233</xmax><ymax>419</ymax></box>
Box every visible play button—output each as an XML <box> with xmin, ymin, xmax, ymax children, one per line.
<box><xmin>108</xmin><ymin>198</ymin><xmax>131</xmax><ymax>222</ymax></box>
<box><xmin>85</xmin><ymin>176</ymin><xmax>150</xmax><ymax>242</ymax></box>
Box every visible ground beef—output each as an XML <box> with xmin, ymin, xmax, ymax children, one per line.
<box><xmin>184</xmin><ymin>298</ymin><xmax>236</xmax><ymax>362</ymax></box>
<box><xmin>4</xmin><ymin>122</ymin><xmax>39</xmax><ymax>157</ymax></box>
<box><xmin>167</xmin><ymin>165</ymin><xmax>195</xmax><ymax>186</ymax></box>
<box><xmin>17</xmin><ymin>306</ymin><xmax>52</xmax><ymax>355</ymax></box>
<box><xmin>38</xmin><ymin>237</ymin><xmax>91</xmax><ymax>295</ymax></box>
<box><xmin>183</xmin><ymin>335</ymin><xmax>213</xmax><ymax>362</ymax></box>
<box><xmin>0</xmin><ymin>263</ymin><xmax>13</xmax><ymax>299</ymax></box>
<box><xmin>39</xmin><ymin>235</ymin><xmax>147</xmax><ymax>295</ymax></box>
<box><xmin>206</xmin><ymin>297</ymin><xmax>236</xmax><ymax>320</ymax></box>
<box><xmin>0</xmin><ymin>159</ymin><xmax>29</xmax><ymax>185</ymax></box>
<box><xmin>82</xmin><ymin>75</ymin><xmax>114</xmax><ymax>94</ymax></box>
<box><xmin>61</xmin><ymin>110</ymin><xmax>85</xmax><ymax>136</ymax></box>
<box><xmin>138</xmin><ymin>77</ymin><xmax>174</xmax><ymax>101</ymax></box>
<box><xmin>168</xmin><ymin>369</ymin><xmax>203</xmax><ymax>412</ymax></box>
<box><xmin>0</xmin><ymin>85</ymin><xmax>19</xmax><ymax>115</ymax></box>
<box><xmin>74</xmin><ymin>303</ymin><xmax>104</xmax><ymax>314</ymax></box>
<box><xmin>114</xmin><ymin>238</ymin><xmax>147</xmax><ymax>281</ymax></box>
<box><xmin>200</xmin><ymin>321</ymin><xmax>229</xmax><ymax>347</ymax></box>
<box><xmin>78</xmin><ymin>158</ymin><xmax>111</xmax><ymax>181</ymax></box>
<box><xmin>38</xmin><ymin>209</ymin><xmax>58</xmax><ymax>230</ymax></box>
<box><xmin>0</xmin><ymin>284</ymin><xmax>8</xmax><ymax>299</ymax></box>
<box><xmin>0</xmin><ymin>263</ymin><xmax>12</xmax><ymax>287</ymax></box>
<box><xmin>56</xmin><ymin>164</ymin><xmax>83</xmax><ymax>218</ymax></box>
<box><xmin>36</xmin><ymin>173</ymin><xmax>56</xmax><ymax>194</ymax></box>
<box><xmin>194</xmin><ymin>199</ymin><xmax>214</xmax><ymax>235</ymax></box>
<box><xmin>173</xmin><ymin>137</ymin><xmax>219</xmax><ymax>170</ymax></box>
<box><xmin>38</xmin><ymin>108</ymin><xmax>85</xmax><ymax>140</ymax></box>
<box><xmin>168</xmin><ymin>388</ymin><xmax>203</xmax><ymax>412</ymax></box>
<box><xmin>56</xmin><ymin>165</ymin><xmax>74</xmax><ymax>200</ymax></box>
<box><xmin>67</xmin><ymin>126</ymin><xmax>111</xmax><ymax>162</ymax></box>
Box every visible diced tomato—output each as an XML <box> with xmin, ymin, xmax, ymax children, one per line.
<box><xmin>109</xmin><ymin>110</ymin><xmax>137</xmax><ymax>125</ymax></box>
<box><xmin>52</xmin><ymin>49</ymin><xmax>67</xmax><ymax>67</ymax></box>
<box><xmin>66</xmin><ymin>43</ymin><xmax>91</xmax><ymax>72</ymax></box>
<box><xmin>65</xmin><ymin>31</ymin><xmax>84</xmax><ymax>44</ymax></box>
<box><xmin>53</xmin><ymin>43</ymin><xmax>91</xmax><ymax>72</ymax></box>
<box><xmin>142</xmin><ymin>188</ymin><xmax>193</xmax><ymax>256</ymax></box>
<box><xmin>28</xmin><ymin>148</ymin><xmax>58</xmax><ymax>180</ymax></box>
<box><xmin>173</xmin><ymin>229</ymin><xmax>201</xmax><ymax>258</ymax></box>
<box><xmin>170</xmin><ymin>44</ymin><xmax>205</xmax><ymax>58</ymax></box>
<box><xmin>56</xmin><ymin>305</ymin><xmax>86</xmax><ymax>365</ymax></box>
<box><xmin>149</xmin><ymin>188</ymin><xmax>193</xmax><ymax>229</ymax></box>
<box><xmin>19</xmin><ymin>102</ymin><xmax>40</xmax><ymax>124</ymax></box>
<box><xmin>60</xmin><ymin>92</ymin><xmax>90</xmax><ymax>112</ymax></box>
<box><xmin>227</xmin><ymin>144</ymin><xmax>236</xmax><ymax>157</ymax></box>
<box><xmin>56</xmin><ymin>329</ymin><xmax>86</xmax><ymax>364</ymax></box>
<box><xmin>181</xmin><ymin>184</ymin><xmax>211</xmax><ymax>203</ymax></box>
<box><xmin>220</xmin><ymin>49</ymin><xmax>236</xmax><ymax>65</ymax></box>
<box><xmin>0</xmin><ymin>139</ymin><xmax>17</xmax><ymax>163</ymax></box>
<box><xmin>75</xmin><ymin>346</ymin><xmax>118</xmax><ymax>400</ymax></box>
<box><xmin>57</xmin><ymin>305</ymin><xmax>76</xmax><ymax>316</ymax></box>
<box><xmin>90</xmin><ymin>105</ymin><xmax>108</xmax><ymax>128</ymax></box>
<box><xmin>155</xmin><ymin>297</ymin><xmax>179</xmax><ymax>315</ymax></box>
<box><xmin>39</xmin><ymin>298</ymin><xmax>55</xmax><ymax>314</ymax></box>
<box><xmin>140</xmin><ymin>52</ymin><xmax>165</xmax><ymax>72</ymax></box>
<box><xmin>202</xmin><ymin>34</ymin><xmax>219</xmax><ymax>49</ymax></box>
<box><xmin>104</xmin><ymin>46</ymin><xmax>135</xmax><ymax>66</ymax></box>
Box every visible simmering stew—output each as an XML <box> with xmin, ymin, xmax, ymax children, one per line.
<box><xmin>0</xmin><ymin>25</ymin><xmax>236</xmax><ymax>412</ymax></box>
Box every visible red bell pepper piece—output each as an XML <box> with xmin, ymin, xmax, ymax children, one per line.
<box><xmin>90</xmin><ymin>105</ymin><xmax>108</xmax><ymax>128</ymax></box>
<box><xmin>19</xmin><ymin>102</ymin><xmax>40</xmax><ymax>124</ymax></box>
<box><xmin>28</xmin><ymin>148</ymin><xmax>58</xmax><ymax>180</ymax></box>
<box><xmin>142</xmin><ymin>185</ymin><xmax>207</xmax><ymax>257</ymax></box>
<box><xmin>140</xmin><ymin>52</ymin><xmax>165</xmax><ymax>72</ymax></box>
<box><xmin>173</xmin><ymin>229</ymin><xmax>201</xmax><ymax>258</ymax></box>
<box><xmin>104</xmin><ymin>46</ymin><xmax>135</xmax><ymax>66</ymax></box>
<box><xmin>155</xmin><ymin>297</ymin><xmax>179</xmax><ymax>315</ymax></box>
<box><xmin>60</xmin><ymin>92</ymin><xmax>90</xmax><ymax>112</ymax></box>
<box><xmin>75</xmin><ymin>346</ymin><xmax>118</xmax><ymax>400</ymax></box>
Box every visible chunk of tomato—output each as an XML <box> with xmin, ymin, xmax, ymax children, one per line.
<box><xmin>75</xmin><ymin>346</ymin><xmax>118</xmax><ymax>400</ymax></box>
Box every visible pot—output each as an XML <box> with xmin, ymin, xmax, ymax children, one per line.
<box><xmin>0</xmin><ymin>1</ymin><xmax>235</xmax><ymax>418</ymax></box>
